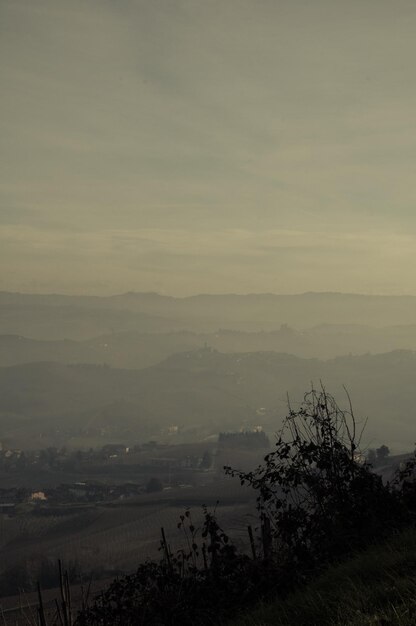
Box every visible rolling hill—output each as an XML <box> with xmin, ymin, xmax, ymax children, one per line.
<box><xmin>1</xmin><ymin>348</ymin><xmax>416</xmax><ymax>451</ymax></box>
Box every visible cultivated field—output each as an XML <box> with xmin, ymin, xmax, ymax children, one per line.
<box><xmin>0</xmin><ymin>478</ymin><xmax>257</xmax><ymax>591</ymax></box>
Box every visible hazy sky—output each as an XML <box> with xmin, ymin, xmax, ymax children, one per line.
<box><xmin>1</xmin><ymin>0</ymin><xmax>416</xmax><ymax>295</ymax></box>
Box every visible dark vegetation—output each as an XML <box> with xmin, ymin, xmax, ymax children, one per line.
<box><xmin>225</xmin><ymin>388</ymin><xmax>401</xmax><ymax>567</ymax></box>
<box><xmin>367</xmin><ymin>444</ymin><xmax>391</xmax><ymax>467</ymax></box>
<box><xmin>229</xmin><ymin>527</ymin><xmax>416</xmax><ymax>625</ymax></box>
<box><xmin>24</xmin><ymin>387</ymin><xmax>412</xmax><ymax>626</ymax></box>
<box><xmin>0</xmin><ymin>557</ymin><xmax>82</xmax><ymax>598</ymax></box>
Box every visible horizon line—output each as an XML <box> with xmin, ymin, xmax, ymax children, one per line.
<box><xmin>2</xmin><ymin>289</ymin><xmax>416</xmax><ymax>299</ymax></box>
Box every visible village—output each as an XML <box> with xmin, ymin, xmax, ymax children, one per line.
<box><xmin>0</xmin><ymin>431</ymin><xmax>270</xmax><ymax>513</ymax></box>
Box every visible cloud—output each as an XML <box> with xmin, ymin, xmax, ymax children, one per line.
<box><xmin>1</xmin><ymin>0</ymin><xmax>416</xmax><ymax>293</ymax></box>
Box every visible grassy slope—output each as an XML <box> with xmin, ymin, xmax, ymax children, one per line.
<box><xmin>229</xmin><ymin>528</ymin><xmax>416</xmax><ymax>626</ymax></box>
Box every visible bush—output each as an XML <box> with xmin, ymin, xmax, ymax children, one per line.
<box><xmin>225</xmin><ymin>386</ymin><xmax>402</xmax><ymax>565</ymax></box>
<box><xmin>75</xmin><ymin>508</ymin><xmax>277</xmax><ymax>625</ymax></box>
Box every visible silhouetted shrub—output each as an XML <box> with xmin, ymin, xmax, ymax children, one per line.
<box><xmin>225</xmin><ymin>387</ymin><xmax>402</xmax><ymax>566</ymax></box>
<box><xmin>76</xmin><ymin>508</ymin><xmax>283</xmax><ymax>625</ymax></box>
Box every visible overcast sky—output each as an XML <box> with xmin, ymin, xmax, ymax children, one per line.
<box><xmin>1</xmin><ymin>0</ymin><xmax>416</xmax><ymax>295</ymax></box>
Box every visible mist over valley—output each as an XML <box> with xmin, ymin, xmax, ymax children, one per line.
<box><xmin>0</xmin><ymin>291</ymin><xmax>415</xmax><ymax>454</ymax></box>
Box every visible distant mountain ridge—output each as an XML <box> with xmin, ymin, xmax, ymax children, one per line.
<box><xmin>3</xmin><ymin>321</ymin><xmax>416</xmax><ymax>368</ymax></box>
<box><xmin>3</xmin><ymin>291</ymin><xmax>416</xmax><ymax>339</ymax></box>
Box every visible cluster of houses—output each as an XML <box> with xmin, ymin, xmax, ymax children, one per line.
<box><xmin>0</xmin><ymin>481</ymin><xmax>144</xmax><ymax>514</ymax></box>
<box><xmin>0</xmin><ymin>442</ymin><xmax>23</xmax><ymax>461</ymax></box>
<box><xmin>0</xmin><ymin>443</ymin><xmax>134</xmax><ymax>473</ymax></box>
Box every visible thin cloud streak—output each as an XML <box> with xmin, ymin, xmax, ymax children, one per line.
<box><xmin>1</xmin><ymin>225</ymin><xmax>415</xmax><ymax>296</ymax></box>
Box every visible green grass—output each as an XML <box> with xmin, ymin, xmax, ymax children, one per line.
<box><xmin>228</xmin><ymin>528</ymin><xmax>416</xmax><ymax>626</ymax></box>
